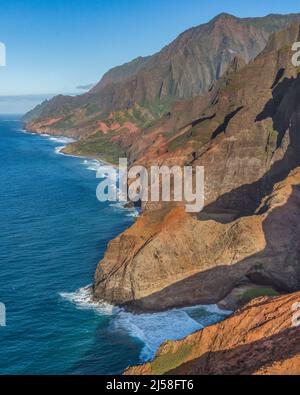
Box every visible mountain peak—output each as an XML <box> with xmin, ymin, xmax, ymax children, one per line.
<box><xmin>212</xmin><ymin>12</ymin><xmax>237</xmax><ymax>22</ymax></box>
<box><xmin>25</xmin><ymin>12</ymin><xmax>300</xmax><ymax>130</ymax></box>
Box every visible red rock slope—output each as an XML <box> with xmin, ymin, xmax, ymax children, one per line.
<box><xmin>125</xmin><ymin>291</ymin><xmax>300</xmax><ymax>375</ymax></box>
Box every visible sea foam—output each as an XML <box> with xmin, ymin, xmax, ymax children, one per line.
<box><xmin>59</xmin><ymin>285</ymin><xmax>118</xmax><ymax>316</ymax></box>
<box><xmin>82</xmin><ymin>159</ymin><xmax>140</xmax><ymax>217</ymax></box>
<box><xmin>60</xmin><ymin>285</ymin><xmax>231</xmax><ymax>361</ymax></box>
<box><xmin>49</xmin><ymin>136</ymin><xmax>76</xmax><ymax>144</ymax></box>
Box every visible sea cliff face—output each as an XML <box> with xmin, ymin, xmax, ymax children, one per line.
<box><xmin>93</xmin><ymin>23</ymin><xmax>300</xmax><ymax>310</ymax></box>
<box><xmin>23</xmin><ymin>20</ymin><xmax>300</xmax><ymax>313</ymax></box>
<box><xmin>125</xmin><ymin>291</ymin><xmax>300</xmax><ymax>375</ymax></box>
<box><xmin>23</xmin><ymin>14</ymin><xmax>300</xmax><ymax>375</ymax></box>
<box><xmin>93</xmin><ymin>167</ymin><xmax>300</xmax><ymax>311</ymax></box>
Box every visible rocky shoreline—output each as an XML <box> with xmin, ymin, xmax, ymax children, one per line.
<box><xmin>126</xmin><ymin>291</ymin><xmax>300</xmax><ymax>375</ymax></box>
<box><xmin>26</xmin><ymin>21</ymin><xmax>300</xmax><ymax>314</ymax></box>
<box><xmin>23</xmin><ymin>15</ymin><xmax>300</xmax><ymax>374</ymax></box>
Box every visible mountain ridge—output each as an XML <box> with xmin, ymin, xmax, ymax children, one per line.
<box><xmin>92</xmin><ymin>22</ymin><xmax>300</xmax><ymax>310</ymax></box>
<box><xmin>22</xmin><ymin>14</ymin><xmax>300</xmax><ymax>376</ymax></box>
<box><xmin>24</xmin><ymin>12</ymin><xmax>300</xmax><ymax>138</ymax></box>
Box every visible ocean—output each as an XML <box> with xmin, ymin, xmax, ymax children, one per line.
<box><xmin>0</xmin><ymin>115</ymin><xmax>229</xmax><ymax>374</ymax></box>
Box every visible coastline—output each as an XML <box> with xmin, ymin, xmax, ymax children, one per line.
<box><xmin>22</xmin><ymin>124</ymin><xmax>232</xmax><ymax>314</ymax></box>
<box><xmin>60</xmin><ymin>146</ymin><xmax>118</xmax><ymax>169</ymax></box>
<box><xmin>22</xmin><ymin>125</ymin><xmax>254</xmax><ymax>315</ymax></box>
<box><xmin>22</xmin><ymin>125</ymin><xmax>118</xmax><ymax>168</ymax></box>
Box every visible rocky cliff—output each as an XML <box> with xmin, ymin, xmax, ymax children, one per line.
<box><xmin>24</xmin><ymin>13</ymin><xmax>300</xmax><ymax>138</ymax></box>
<box><xmin>93</xmin><ymin>23</ymin><xmax>300</xmax><ymax>310</ymax></box>
<box><xmin>23</xmin><ymin>14</ymin><xmax>300</xmax><ymax>376</ymax></box>
<box><xmin>94</xmin><ymin>166</ymin><xmax>300</xmax><ymax>310</ymax></box>
<box><xmin>125</xmin><ymin>291</ymin><xmax>300</xmax><ymax>375</ymax></box>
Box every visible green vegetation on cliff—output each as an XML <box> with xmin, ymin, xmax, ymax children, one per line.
<box><xmin>63</xmin><ymin>131</ymin><xmax>126</xmax><ymax>164</ymax></box>
<box><xmin>150</xmin><ymin>344</ymin><xmax>193</xmax><ymax>375</ymax></box>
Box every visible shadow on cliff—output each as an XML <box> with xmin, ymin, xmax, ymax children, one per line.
<box><xmin>105</xmin><ymin>74</ymin><xmax>300</xmax><ymax>313</ymax></box>
<box><xmin>167</xmin><ymin>326</ymin><xmax>300</xmax><ymax>375</ymax></box>
<box><xmin>202</xmin><ymin>73</ymin><xmax>300</xmax><ymax>216</ymax></box>
<box><xmin>126</xmin><ymin>183</ymin><xmax>300</xmax><ymax>312</ymax></box>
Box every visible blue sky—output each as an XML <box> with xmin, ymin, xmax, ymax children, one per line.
<box><xmin>0</xmin><ymin>0</ymin><xmax>299</xmax><ymax>112</ymax></box>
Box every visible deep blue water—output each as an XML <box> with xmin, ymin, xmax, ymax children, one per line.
<box><xmin>0</xmin><ymin>116</ymin><xmax>229</xmax><ymax>375</ymax></box>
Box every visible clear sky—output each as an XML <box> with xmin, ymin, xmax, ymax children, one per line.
<box><xmin>0</xmin><ymin>0</ymin><xmax>299</xmax><ymax>112</ymax></box>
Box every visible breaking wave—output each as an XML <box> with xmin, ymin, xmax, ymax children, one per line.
<box><xmin>49</xmin><ymin>136</ymin><xmax>76</xmax><ymax>144</ymax></box>
<box><xmin>59</xmin><ymin>285</ymin><xmax>231</xmax><ymax>361</ymax></box>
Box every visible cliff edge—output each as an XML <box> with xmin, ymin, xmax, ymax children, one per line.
<box><xmin>125</xmin><ymin>291</ymin><xmax>300</xmax><ymax>375</ymax></box>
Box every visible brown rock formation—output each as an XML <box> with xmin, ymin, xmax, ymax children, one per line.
<box><xmin>93</xmin><ymin>23</ymin><xmax>300</xmax><ymax>310</ymax></box>
<box><xmin>94</xmin><ymin>167</ymin><xmax>300</xmax><ymax>310</ymax></box>
<box><xmin>24</xmin><ymin>13</ymin><xmax>300</xmax><ymax>138</ymax></box>
<box><xmin>22</xmin><ymin>15</ymin><xmax>300</xmax><ymax>375</ymax></box>
<box><xmin>125</xmin><ymin>291</ymin><xmax>300</xmax><ymax>375</ymax></box>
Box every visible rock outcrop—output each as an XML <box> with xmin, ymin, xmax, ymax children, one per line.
<box><xmin>125</xmin><ymin>291</ymin><xmax>300</xmax><ymax>375</ymax></box>
<box><xmin>94</xmin><ymin>167</ymin><xmax>300</xmax><ymax>310</ymax></box>
<box><xmin>93</xmin><ymin>23</ymin><xmax>300</xmax><ymax>310</ymax></box>
<box><xmin>22</xmin><ymin>15</ymin><xmax>300</xmax><ymax>376</ymax></box>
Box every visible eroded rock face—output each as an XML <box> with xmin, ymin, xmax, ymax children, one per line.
<box><xmin>94</xmin><ymin>168</ymin><xmax>300</xmax><ymax>310</ymax></box>
<box><xmin>125</xmin><ymin>291</ymin><xmax>300</xmax><ymax>375</ymax></box>
<box><xmin>93</xmin><ymin>24</ymin><xmax>300</xmax><ymax>310</ymax></box>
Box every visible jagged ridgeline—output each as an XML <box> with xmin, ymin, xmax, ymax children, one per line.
<box><xmin>91</xmin><ymin>21</ymin><xmax>300</xmax><ymax>311</ymax></box>
<box><xmin>24</xmin><ymin>14</ymin><xmax>300</xmax><ymax>312</ymax></box>
<box><xmin>21</xmin><ymin>11</ymin><xmax>300</xmax><ymax>377</ymax></box>
<box><xmin>24</xmin><ymin>13</ymin><xmax>300</xmax><ymax>144</ymax></box>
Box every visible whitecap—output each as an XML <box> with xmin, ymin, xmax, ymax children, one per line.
<box><xmin>55</xmin><ymin>146</ymin><xmax>64</xmax><ymax>155</ymax></box>
<box><xmin>109</xmin><ymin>201</ymin><xmax>128</xmax><ymax>210</ymax></box>
<box><xmin>18</xmin><ymin>129</ymin><xmax>36</xmax><ymax>135</ymax></box>
<box><xmin>109</xmin><ymin>201</ymin><xmax>140</xmax><ymax>217</ymax></box>
<box><xmin>59</xmin><ymin>285</ymin><xmax>118</xmax><ymax>315</ymax></box>
<box><xmin>126</xmin><ymin>209</ymin><xmax>140</xmax><ymax>218</ymax></box>
<box><xmin>112</xmin><ymin>308</ymin><xmax>204</xmax><ymax>361</ymax></box>
<box><xmin>59</xmin><ymin>285</ymin><xmax>231</xmax><ymax>362</ymax></box>
<box><xmin>81</xmin><ymin>159</ymin><xmax>115</xmax><ymax>176</ymax></box>
<box><xmin>49</xmin><ymin>136</ymin><xmax>76</xmax><ymax>144</ymax></box>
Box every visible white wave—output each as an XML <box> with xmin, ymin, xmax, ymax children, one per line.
<box><xmin>59</xmin><ymin>285</ymin><xmax>118</xmax><ymax>316</ymax></box>
<box><xmin>55</xmin><ymin>146</ymin><xmax>64</xmax><ymax>155</ymax></box>
<box><xmin>195</xmin><ymin>304</ymin><xmax>232</xmax><ymax>315</ymax></box>
<box><xmin>126</xmin><ymin>209</ymin><xmax>140</xmax><ymax>218</ymax></box>
<box><xmin>60</xmin><ymin>285</ymin><xmax>231</xmax><ymax>362</ymax></box>
<box><xmin>49</xmin><ymin>136</ymin><xmax>76</xmax><ymax>144</ymax></box>
<box><xmin>109</xmin><ymin>202</ymin><xmax>126</xmax><ymax>209</ymax></box>
<box><xmin>85</xmin><ymin>160</ymin><xmax>102</xmax><ymax>172</ymax></box>
<box><xmin>18</xmin><ymin>129</ymin><xmax>36</xmax><ymax>135</ymax></box>
<box><xmin>112</xmin><ymin>308</ymin><xmax>204</xmax><ymax>361</ymax></box>
<box><xmin>115</xmin><ymin>304</ymin><xmax>231</xmax><ymax>360</ymax></box>
<box><xmin>109</xmin><ymin>201</ymin><xmax>140</xmax><ymax>217</ymax></box>
<box><xmin>83</xmin><ymin>161</ymin><xmax>138</xmax><ymax>216</ymax></box>
<box><xmin>81</xmin><ymin>159</ymin><xmax>115</xmax><ymax>177</ymax></box>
